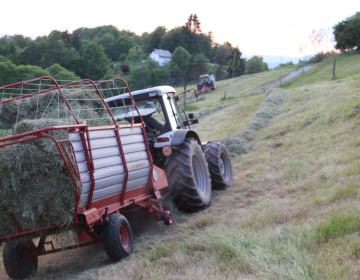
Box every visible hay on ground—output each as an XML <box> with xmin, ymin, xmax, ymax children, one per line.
<box><xmin>220</xmin><ymin>88</ymin><xmax>286</xmax><ymax>157</ymax></box>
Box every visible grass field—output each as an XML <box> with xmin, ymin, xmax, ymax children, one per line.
<box><xmin>1</xmin><ymin>52</ymin><xmax>360</xmax><ymax>279</ymax></box>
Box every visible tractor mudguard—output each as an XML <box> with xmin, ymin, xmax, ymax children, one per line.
<box><xmin>154</xmin><ymin>129</ymin><xmax>202</xmax><ymax>149</ymax></box>
<box><xmin>170</xmin><ymin>129</ymin><xmax>202</xmax><ymax>147</ymax></box>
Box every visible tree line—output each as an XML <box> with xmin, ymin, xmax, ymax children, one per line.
<box><xmin>0</xmin><ymin>14</ymin><xmax>269</xmax><ymax>90</ymax></box>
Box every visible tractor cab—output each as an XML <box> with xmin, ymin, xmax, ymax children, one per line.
<box><xmin>105</xmin><ymin>86</ymin><xmax>199</xmax><ymax>164</ymax></box>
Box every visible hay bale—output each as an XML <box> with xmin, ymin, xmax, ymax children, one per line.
<box><xmin>0</xmin><ymin>119</ymin><xmax>78</xmax><ymax>238</ymax></box>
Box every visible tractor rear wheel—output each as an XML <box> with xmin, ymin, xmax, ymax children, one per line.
<box><xmin>103</xmin><ymin>213</ymin><xmax>133</xmax><ymax>261</ymax></box>
<box><xmin>3</xmin><ymin>242</ymin><xmax>38</xmax><ymax>279</ymax></box>
<box><xmin>165</xmin><ymin>138</ymin><xmax>211</xmax><ymax>212</ymax></box>
<box><xmin>204</xmin><ymin>141</ymin><xmax>233</xmax><ymax>190</ymax></box>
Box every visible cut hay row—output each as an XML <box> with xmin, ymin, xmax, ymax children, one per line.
<box><xmin>194</xmin><ymin>101</ymin><xmax>238</xmax><ymax>119</ymax></box>
<box><xmin>222</xmin><ymin>88</ymin><xmax>286</xmax><ymax>157</ymax></box>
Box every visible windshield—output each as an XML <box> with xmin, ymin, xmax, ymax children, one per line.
<box><xmin>200</xmin><ymin>76</ymin><xmax>209</xmax><ymax>83</ymax></box>
<box><xmin>167</xmin><ymin>93</ymin><xmax>187</xmax><ymax>129</ymax></box>
<box><xmin>110</xmin><ymin>97</ymin><xmax>166</xmax><ymax>129</ymax></box>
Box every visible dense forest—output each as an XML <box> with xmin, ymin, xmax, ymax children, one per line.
<box><xmin>0</xmin><ymin>14</ymin><xmax>268</xmax><ymax>90</ymax></box>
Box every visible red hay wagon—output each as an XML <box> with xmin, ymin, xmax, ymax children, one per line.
<box><xmin>0</xmin><ymin>77</ymin><xmax>172</xmax><ymax>279</ymax></box>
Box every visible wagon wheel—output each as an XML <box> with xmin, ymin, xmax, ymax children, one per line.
<box><xmin>103</xmin><ymin>213</ymin><xmax>133</xmax><ymax>261</ymax></box>
<box><xmin>3</xmin><ymin>242</ymin><xmax>38</xmax><ymax>279</ymax></box>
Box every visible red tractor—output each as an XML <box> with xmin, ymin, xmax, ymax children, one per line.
<box><xmin>197</xmin><ymin>74</ymin><xmax>216</xmax><ymax>94</ymax></box>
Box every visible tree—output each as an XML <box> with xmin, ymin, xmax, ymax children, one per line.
<box><xmin>114</xmin><ymin>34</ymin><xmax>136</xmax><ymax>62</ymax></box>
<box><xmin>228</xmin><ymin>46</ymin><xmax>245</xmax><ymax>78</ymax></box>
<box><xmin>171</xmin><ymin>46</ymin><xmax>191</xmax><ymax>89</ymax></box>
<box><xmin>0</xmin><ymin>60</ymin><xmax>17</xmax><ymax>85</ymax></box>
<box><xmin>126</xmin><ymin>45</ymin><xmax>145</xmax><ymax>63</ymax></box>
<box><xmin>160</xmin><ymin>27</ymin><xmax>184</xmax><ymax>53</ymax></box>
<box><xmin>41</xmin><ymin>39</ymin><xmax>66</xmax><ymax>68</ymax></box>
<box><xmin>170</xmin><ymin>64</ymin><xmax>182</xmax><ymax>86</ymax></box>
<box><xmin>62</xmin><ymin>30</ymin><xmax>72</xmax><ymax>48</ymax></box>
<box><xmin>182</xmin><ymin>14</ymin><xmax>203</xmax><ymax>54</ymax></box>
<box><xmin>45</xmin><ymin>63</ymin><xmax>80</xmax><ymax>81</ymax></box>
<box><xmin>95</xmin><ymin>33</ymin><xmax>115</xmax><ymax>60</ymax></box>
<box><xmin>78</xmin><ymin>40</ymin><xmax>110</xmax><ymax>80</ymax></box>
<box><xmin>245</xmin><ymin>56</ymin><xmax>268</xmax><ymax>74</ymax></box>
<box><xmin>48</xmin><ymin>30</ymin><xmax>63</xmax><ymax>42</ymax></box>
<box><xmin>334</xmin><ymin>12</ymin><xmax>360</xmax><ymax>51</ymax></box>
<box><xmin>59</xmin><ymin>47</ymin><xmax>80</xmax><ymax>70</ymax></box>
<box><xmin>0</xmin><ymin>60</ymin><xmax>49</xmax><ymax>85</ymax></box>
<box><xmin>127</xmin><ymin>66</ymin><xmax>151</xmax><ymax>90</ymax></box>
<box><xmin>215</xmin><ymin>44</ymin><xmax>231</xmax><ymax>66</ymax></box>
<box><xmin>70</xmin><ymin>32</ymin><xmax>82</xmax><ymax>51</ymax></box>
<box><xmin>142</xmin><ymin>26</ymin><xmax>166</xmax><ymax>54</ymax></box>
<box><xmin>2</xmin><ymin>40</ymin><xmax>21</xmax><ymax>64</ymax></box>
<box><xmin>193</xmin><ymin>53</ymin><xmax>209</xmax><ymax>77</ymax></box>
<box><xmin>10</xmin><ymin>35</ymin><xmax>31</xmax><ymax>49</ymax></box>
<box><xmin>150</xmin><ymin>67</ymin><xmax>171</xmax><ymax>86</ymax></box>
<box><xmin>20</xmin><ymin>41</ymin><xmax>42</xmax><ymax>66</ymax></box>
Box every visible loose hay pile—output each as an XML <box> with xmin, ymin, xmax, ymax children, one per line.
<box><xmin>0</xmin><ymin>119</ymin><xmax>78</xmax><ymax>238</ymax></box>
<box><xmin>0</xmin><ymin>89</ymin><xmax>113</xmax><ymax>131</ymax></box>
<box><xmin>222</xmin><ymin>88</ymin><xmax>286</xmax><ymax>157</ymax></box>
<box><xmin>0</xmin><ymin>88</ymin><xmax>113</xmax><ymax>239</ymax></box>
<box><xmin>194</xmin><ymin>102</ymin><xmax>238</xmax><ymax>119</ymax></box>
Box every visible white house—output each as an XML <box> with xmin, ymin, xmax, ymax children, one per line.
<box><xmin>149</xmin><ymin>49</ymin><xmax>172</xmax><ymax>67</ymax></box>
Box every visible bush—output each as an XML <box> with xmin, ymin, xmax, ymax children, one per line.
<box><xmin>245</xmin><ymin>56</ymin><xmax>269</xmax><ymax>74</ymax></box>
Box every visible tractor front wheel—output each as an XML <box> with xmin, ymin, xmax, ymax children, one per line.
<box><xmin>3</xmin><ymin>242</ymin><xmax>38</xmax><ymax>279</ymax></box>
<box><xmin>165</xmin><ymin>138</ymin><xmax>211</xmax><ymax>212</ymax></box>
<box><xmin>103</xmin><ymin>213</ymin><xmax>133</xmax><ymax>261</ymax></box>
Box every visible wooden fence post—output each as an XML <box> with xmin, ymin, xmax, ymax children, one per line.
<box><xmin>183</xmin><ymin>92</ymin><xmax>186</xmax><ymax>110</ymax></box>
<box><xmin>333</xmin><ymin>59</ymin><xmax>336</xmax><ymax>79</ymax></box>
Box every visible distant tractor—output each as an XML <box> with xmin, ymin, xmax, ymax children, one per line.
<box><xmin>197</xmin><ymin>74</ymin><xmax>216</xmax><ymax>94</ymax></box>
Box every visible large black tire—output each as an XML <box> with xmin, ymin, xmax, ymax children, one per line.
<box><xmin>3</xmin><ymin>242</ymin><xmax>38</xmax><ymax>280</ymax></box>
<box><xmin>204</xmin><ymin>141</ymin><xmax>233</xmax><ymax>190</ymax></box>
<box><xmin>102</xmin><ymin>213</ymin><xmax>133</xmax><ymax>261</ymax></box>
<box><xmin>165</xmin><ymin>138</ymin><xmax>211</xmax><ymax>212</ymax></box>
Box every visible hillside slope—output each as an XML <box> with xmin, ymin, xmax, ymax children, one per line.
<box><xmin>1</xmin><ymin>53</ymin><xmax>360</xmax><ymax>279</ymax></box>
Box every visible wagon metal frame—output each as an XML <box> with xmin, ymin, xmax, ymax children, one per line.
<box><xmin>0</xmin><ymin>76</ymin><xmax>171</xmax><ymax>257</ymax></box>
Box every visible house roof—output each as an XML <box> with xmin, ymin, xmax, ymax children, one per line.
<box><xmin>153</xmin><ymin>49</ymin><xmax>172</xmax><ymax>58</ymax></box>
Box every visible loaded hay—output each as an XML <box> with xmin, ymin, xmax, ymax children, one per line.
<box><xmin>0</xmin><ymin>87</ymin><xmax>114</xmax><ymax>240</ymax></box>
<box><xmin>0</xmin><ymin>119</ymin><xmax>79</xmax><ymax>239</ymax></box>
<box><xmin>0</xmin><ymin>88</ymin><xmax>113</xmax><ymax>131</ymax></box>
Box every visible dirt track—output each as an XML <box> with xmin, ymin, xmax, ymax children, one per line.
<box><xmin>244</xmin><ymin>66</ymin><xmax>313</xmax><ymax>95</ymax></box>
